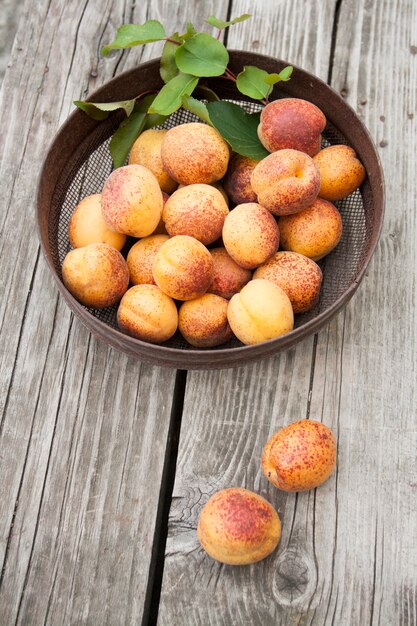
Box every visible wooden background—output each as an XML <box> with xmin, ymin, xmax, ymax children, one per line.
<box><xmin>0</xmin><ymin>0</ymin><xmax>416</xmax><ymax>624</ymax></box>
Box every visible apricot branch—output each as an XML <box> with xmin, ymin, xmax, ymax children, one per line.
<box><xmin>75</xmin><ymin>14</ymin><xmax>294</xmax><ymax>168</ymax></box>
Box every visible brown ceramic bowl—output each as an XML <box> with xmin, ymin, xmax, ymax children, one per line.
<box><xmin>37</xmin><ymin>51</ymin><xmax>384</xmax><ymax>369</ymax></box>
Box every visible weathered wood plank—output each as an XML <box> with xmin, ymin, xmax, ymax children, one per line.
<box><xmin>0</xmin><ymin>0</ymin><xmax>224</xmax><ymax>624</ymax></box>
<box><xmin>158</xmin><ymin>1</ymin><xmax>339</xmax><ymax>624</ymax></box>
<box><xmin>305</xmin><ymin>0</ymin><xmax>417</xmax><ymax>623</ymax></box>
<box><xmin>0</xmin><ymin>0</ymin><xmax>24</xmax><ymax>84</ymax></box>
<box><xmin>159</xmin><ymin>0</ymin><xmax>417</xmax><ymax>624</ymax></box>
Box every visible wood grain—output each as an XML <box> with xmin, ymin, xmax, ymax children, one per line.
<box><xmin>0</xmin><ymin>0</ymin><xmax>213</xmax><ymax>623</ymax></box>
<box><xmin>306</xmin><ymin>0</ymin><xmax>417</xmax><ymax>623</ymax></box>
<box><xmin>158</xmin><ymin>2</ymin><xmax>338</xmax><ymax>621</ymax></box>
<box><xmin>1</xmin><ymin>0</ymin><xmax>416</xmax><ymax>624</ymax></box>
<box><xmin>158</xmin><ymin>0</ymin><xmax>417</xmax><ymax>624</ymax></box>
<box><xmin>0</xmin><ymin>0</ymin><xmax>24</xmax><ymax>84</ymax></box>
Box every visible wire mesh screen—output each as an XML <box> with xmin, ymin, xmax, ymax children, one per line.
<box><xmin>50</xmin><ymin>100</ymin><xmax>371</xmax><ymax>351</ymax></box>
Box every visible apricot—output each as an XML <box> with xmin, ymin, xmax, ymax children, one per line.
<box><xmin>210</xmin><ymin>181</ymin><xmax>229</xmax><ymax>206</ymax></box>
<box><xmin>258</xmin><ymin>98</ymin><xmax>326</xmax><ymax>156</ymax></box>
<box><xmin>117</xmin><ymin>284</ymin><xmax>178</xmax><ymax>343</ymax></box>
<box><xmin>227</xmin><ymin>279</ymin><xmax>294</xmax><ymax>345</ymax></box>
<box><xmin>152</xmin><ymin>192</ymin><xmax>170</xmax><ymax>235</ymax></box>
<box><xmin>223</xmin><ymin>155</ymin><xmax>259</xmax><ymax>205</ymax></box>
<box><xmin>197</xmin><ymin>487</ymin><xmax>281</xmax><ymax>565</ymax></box>
<box><xmin>161</xmin><ymin>122</ymin><xmax>230</xmax><ymax>185</ymax></box>
<box><xmin>62</xmin><ymin>243</ymin><xmax>129</xmax><ymax>308</ymax></box>
<box><xmin>208</xmin><ymin>247</ymin><xmax>252</xmax><ymax>300</ymax></box>
<box><xmin>68</xmin><ymin>194</ymin><xmax>126</xmax><ymax>251</ymax></box>
<box><xmin>127</xmin><ymin>234</ymin><xmax>169</xmax><ymax>285</ymax></box>
<box><xmin>101</xmin><ymin>164</ymin><xmax>163</xmax><ymax>237</ymax></box>
<box><xmin>163</xmin><ymin>184</ymin><xmax>228</xmax><ymax>245</ymax></box>
<box><xmin>128</xmin><ymin>129</ymin><xmax>178</xmax><ymax>194</ymax></box>
<box><xmin>178</xmin><ymin>181</ymin><xmax>229</xmax><ymax>205</ymax></box>
<box><xmin>222</xmin><ymin>203</ymin><xmax>280</xmax><ymax>270</ymax></box>
<box><xmin>279</xmin><ymin>198</ymin><xmax>342</xmax><ymax>261</ymax></box>
<box><xmin>251</xmin><ymin>149</ymin><xmax>321</xmax><ymax>216</ymax></box>
<box><xmin>254</xmin><ymin>251</ymin><xmax>323</xmax><ymax>314</ymax></box>
<box><xmin>313</xmin><ymin>144</ymin><xmax>366</xmax><ymax>200</ymax></box>
<box><xmin>178</xmin><ymin>294</ymin><xmax>233</xmax><ymax>348</ymax></box>
<box><xmin>153</xmin><ymin>235</ymin><xmax>213</xmax><ymax>301</ymax></box>
<box><xmin>262</xmin><ymin>419</ymin><xmax>336</xmax><ymax>492</ymax></box>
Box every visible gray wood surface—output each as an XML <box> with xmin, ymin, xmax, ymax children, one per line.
<box><xmin>0</xmin><ymin>0</ymin><xmax>24</xmax><ymax>84</ymax></box>
<box><xmin>158</xmin><ymin>1</ymin><xmax>417</xmax><ymax>624</ymax></box>
<box><xmin>0</xmin><ymin>1</ymin><xmax>195</xmax><ymax>624</ymax></box>
<box><xmin>1</xmin><ymin>0</ymin><xmax>416</xmax><ymax>624</ymax></box>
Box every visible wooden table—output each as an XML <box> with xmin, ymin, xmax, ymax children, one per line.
<box><xmin>1</xmin><ymin>0</ymin><xmax>416</xmax><ymax>624</ymax></box>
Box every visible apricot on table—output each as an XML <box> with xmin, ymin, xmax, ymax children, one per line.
<box><xmin>313</xmin><ymin>144</ymin><xmax>366</xmax><ymax>200</ymax></box>
<box><xmin>62</xmin><ymin>243</ymin><xmax>129</xmax><ymax>309</ymax></box>
<box><xmin>254</xmin><ymin>251</ymin><xmax>323</xmax><ymax>314</ymax></box>
<box><xmin>222</xmin><ymin>203</ymin><xmax>280</xmax><ymax>270</ymax></box>
<box><xmin>117</xmin><ymin>284</ymin><xmax>178</xmax><ymax>343</ymax></box>
<box><xmin>128</xmin><ymin>129</ymin><xmax>178</xmax><ymax>194</ymax></box>
<box><xmin>208</xmin><ymin>247</ymin><xmax>252</xmax><ymax>300</ymax></box>
<box><xmin>68</xmin><ymin>193</ymin><xmax>126</xmax><ymax>251</ymax></box>
<box><xmin>279</xmin><ymin>198</ymin><xmax>343</xmax><ymax>261</ymax></box>
<box><xmin>163</xmin><ymin>184</ymin><xmax>228</xmax><ymax>245</ymax></box>
<box><xmin>178</xmin><ymin>294</ymin><xmax>233</xmax><ymax>348</ymax></box>
<box><xmin>251</xmin><ymin>149</ymin><xmax>321</xmax><ymax>216</ymax></box>
<box><xmin>227</xmin><ymin>278</ymin><xmax>294</xmax><ymax>345</ymax></box>
<box><xmin>197</xmin><ymin>487</ymin><xmax>281</xmax><ymax>565</ymax></box>
<box><xmin>101</xmin><ymin>164</ymin><xmax>163</xmax><ymax>238</ymax></box>
<box><xmin>161</xmin><ymin>122</ymin><xmax>230</xmax><ymax>185</ymax></box>
<box><xmin>257</xmin><ymin>97</ymin><xmax>326</xmax><ymax>156</ymax></box>
<box><xmin>261</xmin><ymin>419</ymin><xmax>336</xmax><ymax>492</ymax></box>
<box><xmin>153</xmin><ymin>235</ymin><xmax>213</xmax><ymax>301</ymax></box>
<box><xmin>127</xmin><ymin>234</ymin><xmax>170</xmax><ymax>285</ymax></box>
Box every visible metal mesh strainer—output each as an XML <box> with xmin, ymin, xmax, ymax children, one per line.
<box><xmin>38</xmin><ymin>53</ymin><xmax>383</xmax><ymax>368</ymax></box>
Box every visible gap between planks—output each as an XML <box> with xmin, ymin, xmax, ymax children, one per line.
<box><xmin>141</xmin><ymin>1</ymin><xmax>346</xmax><ymax>621</ymax></box>
<box><xmin>142</xmin><ymin>369</ymin><xmax>188</xmax><ymax>626</ymax></box>
<box><xmin>142</xmin><ymin>2</ymin><xmax>235</xmax><ymax>622</ymax></box>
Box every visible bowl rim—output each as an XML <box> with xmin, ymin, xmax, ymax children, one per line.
<box><xmin>37</xmin><ymin>50</ymin><xmax>385</xmax><ymax>369</ymax></box>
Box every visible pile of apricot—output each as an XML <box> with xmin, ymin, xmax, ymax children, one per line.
<box><xmin>62</xmin><ymin>98</ymin><xmax>365</xmax><ymax>347</ymax></box>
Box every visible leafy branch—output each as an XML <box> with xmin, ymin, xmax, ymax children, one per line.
<box><xmin>74</xmin><ymin>15</ymin><xmax>293</xmax><ymax>166</ymax></box>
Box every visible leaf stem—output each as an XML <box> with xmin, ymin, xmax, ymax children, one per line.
<box><xmin>217</xmin><ymin>74</ymin><xmax>235</xmax><ymax>83</ymax></box>
<box><xmin>165</xmin><ymin>37</ymin><xmax>182</xmax><ymax>45</ymax></box>
<box><xmin>134</xmin><ymin>89</ymin><xmax>158</xmax><ymax>101</ymax></box>
<box><xmin>224</xmin><ymin>67</ymin><xmax>237</xmax><ymax>81</ymax></box>
<box><xmin>216</xmin><ymin>29</ymin><xmax>222</xmax><ymax>40</ymax></box>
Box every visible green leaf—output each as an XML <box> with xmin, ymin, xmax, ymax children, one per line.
<box><xmin>148</xmin><ymin>72</ymin><xmax>198</xmax><ymax>116</ymax></box>
<box><xmin>109</xmin><ymin>111</ymin><xmax>147</xmax><ymax>168</ymax></box>
<box><xmin>279</xmin><ymin>65</ymin><xmax>294</xmax><ymax>81</ymax></box>
<box><xmin>206</xmin><ymin>101</ymin><xmax>269</xmax><ymax>160</ymax></box>
<box><xmin>134</xmin><ymin>93</ymin><xmax>167</xmax><ymax>128</ymax></box>
<box><xmin>236</xmin><ymin>66</ymin><xmax>272</xmax><ymax>100</ymax></box>
<box><xmin>206</xmin><ymin>14</ymin><xmax>251</xmax><ymax>30</ymax></box>
<box><xmin>143</xmin><ymin>112</ymin><xmax>168</xmax><ymax>129</ymax></box>
<box><xmin>101</xmin><ymin>20</ymin><xmax>166</xmax><ymax>55</ymax></box>
<box><xmin>160</xmin><ymin>33</ymin><xmax>182</xmax><ymax>83</ymax></box>
<box><xmin>181</xmin><ymin>96</ymin><xmax>212</xmax><ymax>125</ymax></box>
<box><xmin>135</xmin><ymin>93</ymin><xmax>158</xmax><ymax>113</ymax></box>
<box><xmin>264</xmin><ymin>66</ymin><xmax>294</xmax><ymax>84</ymax></box>
<box><xmin>74</xmin><ymin>99</ymin><xmax>135</xmax><ymax>120</ymax></box>
<box><xmin>175</xmin><ymin>33</ymin><xmax>229</xmax><ymax>77</ymax></box>
<box><xmin>184</xmin><ymin>22</ymin><xmax>196</xmax><ymax>37</ymax></box>
<box><xmin>236</xmin><ymin>65</ymin><xmax>294</xmax><ymax>100</ymax></box>
<box><xmin>194</xmin><ymin>85</ymin><xmax>220</xmax><ymax>101</ymax></box>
